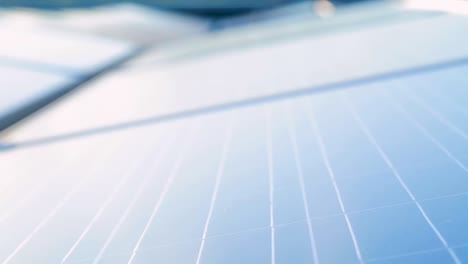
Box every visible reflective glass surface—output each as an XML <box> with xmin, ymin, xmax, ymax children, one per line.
<box><xmin>0</xmin><ymin>60</ymin><xmax>467</xmax><ymax>263</ymax></box>
<box><xmin>5</xmin><ymin>13</ymin><xmax>468</xmax><ymax>142</ymax></box>
<box><xmin>1</xmin><ymin>1</ymin><xmax>468</xmax><ymax>263</ymax></box>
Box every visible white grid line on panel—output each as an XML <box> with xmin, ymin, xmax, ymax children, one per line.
<box><xmin>265</xmin><ymin>106</ymin><xmax>276</xmax><ymax>264</ymax></box>
<box><xmin>306</xmin><ymin>101</ymin><xmax>364</xmax><ymax>264</ymax></box>
<box><xmin>286</xmin><ymin>103</ymin><xmax>320</xmax><ymax>264</ymax></box>
<box><xmin>1</xmin><ymin>140</ymin><xmax>125</xmax><ymax>264</ymax></box>
<box><xmin>91</xmin><ymin>129</ymin><xmax>180</xmax><ymax>264</ymax></box>
<box><xmin>195</xmin><ymin>114</ymin><xmax>235</xmax><ymax>264</ymax></box>
<box><xmin>383</xmin><ymin>90</ymin><xmax>468</xmax><ymax>174</ymax></box>
<box><xmin>127</xmin><ymin>120</ymin><xmax>201</xmax><ymax>264</ymax></box>
<box><xmin>401</xmin><ymin>87</ymin><xmax>468</xmax><ymax>142</ymax></box>
<box><xmin>0</xmin><ymin>150</ymin><xmax>84</xmax><ymax>227</ymax></box>
<box><xmin>61</xmin><ymin>133</ymin><xmax>166</xmax><ymax>264</ymax></box>
<box><xmin>424</xmin><ymin>87</ymin><xmax>468</xmax><ymax>119</ymax></box>
<box><xmin>343</xmin><ymin>92</ymin><xmax>462</xmax><ymax>264</ymax></box>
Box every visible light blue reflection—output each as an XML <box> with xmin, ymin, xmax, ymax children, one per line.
<box><xmin>1</xmin><ymin>35</ymin><xmax>468</xmax><ymax>264</ymax></box>
<box><xmin>348</xmin><ymin>80</ymin><xmax>468</xmax><ymax>201</ymax></box>
<box><xmin>0</xmin><ymin>66</ymin><xmax>73</xmax><ymax>119</ymax></box>
<box><xmin>270</xmin><ymin>104</ymin><xmax>306</xmax><ymax>224</ymax></box>
<box><xmin>201</xmin><ymin>229</ymin><xmax>271</xmax><ymax>264</ymax></box>
<box><xmin>350</xmin><ymin>203</ymin><xmax>443</xmax><ymax>260</ymax></box>
<box><xmin>369</xmin><ymin>250</ymin><xmax>454</xmax><ymax>264</ymax></box>
<box><xmin>312</xmin><ymin>215</ymin><xmax>360</xmax><ymax>264</ymax></box>
<box><xmin>275</xmin><ymin>221</ymin><xmax>315</xmax><ymax>264</ymax></box>
<box><xmin>421</xmin><ymin>194</ymin><xmax>468</xmax><ymax>247</ymax></box>
<box><xmin>455</xmin><ymin>246</ymin><xmax>468</xmax><ymax>263</ymax></box>
<box><xmin>207</xmin><ymin>107</ymin><xmax>270</xmax><ymax>237</ymax></box>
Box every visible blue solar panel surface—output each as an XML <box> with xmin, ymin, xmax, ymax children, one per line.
<box><xmin>0</xmin><ymin>2</ymin><xmax>467</xmax><ymax>264</ymax></box>
<box><xmin>0</xmin><ymin>63</ymin><xmax>467</xmax><ymax>263</ymax></box>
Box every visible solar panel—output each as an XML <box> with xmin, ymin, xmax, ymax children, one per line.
<box><xmin>0</xmin><ymin>25</ymin><xmax>137</xmax><ymax>75</ymax></box>
<box><xmin>4</xmin><ymin>13</ymin><xmax>468</xmax><ymax>143</ymax></box>
<box><xmin>128</xmin><ymin>1</ymin><xmax>434</xmax><ymax>67</ymax></box>
<box><xmin>0</xmin><ymin>66</ymin><xmax>71</xmax><ymax>117</ymax></box>
<box><xmin>0</xmin><ymin>23</ymin><xmax>138</xmax><ymax>133</ymax></box>
<box><xmin>0</xmin><ymin>1</ymin><xmax>468</xmax><ymax>264</ymax></box>
<box><xmin>0</xmin><ymin>57</ymin><xmax>467</xmax><ymax>263</ymax></box>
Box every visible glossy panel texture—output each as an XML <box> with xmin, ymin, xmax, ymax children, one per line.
<box><xmin>0</xmin><ymin>61</ymin><xmax>467</xmax><ymax>263</ymax></box>
<box><xmin>7</xmin><ymin>12</ymin><xmax>468</xmax><ymax>142</ymax></box>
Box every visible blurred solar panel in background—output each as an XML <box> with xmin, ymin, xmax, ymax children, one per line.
<box><xmin>0</xmin><ymin>2</ymin><xmax>210</xmax><ymax>132</ymax></box>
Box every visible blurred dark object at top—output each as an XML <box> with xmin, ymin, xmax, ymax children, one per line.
<box><xmin>0</xmin><ymin>0</ymin><xmax>370</xmax><ymax>17</ymax></box>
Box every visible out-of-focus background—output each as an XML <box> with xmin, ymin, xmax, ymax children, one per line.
<box><xmin>0</xmin><ymin>0</ymin><xmax>384</xmax><ymax>135</ymax></box>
